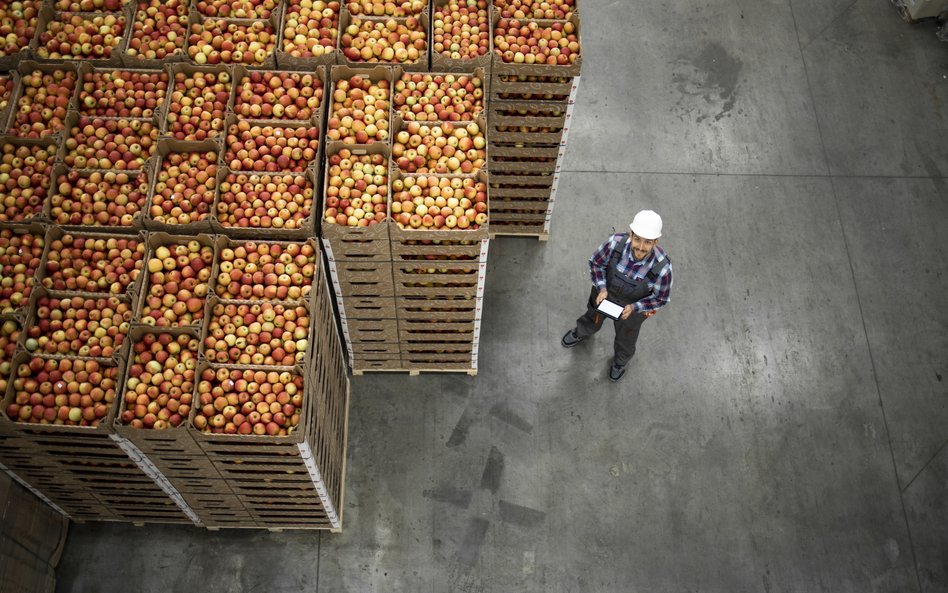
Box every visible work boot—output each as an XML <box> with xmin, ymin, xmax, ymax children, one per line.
<box><xmin>561</xmin><ymin>329</ymin><xmax>583</xmax><ymax>348</ymax></box>
<box><xmin>609</xmin><ymin>362</ymin><xmax>626</xmax><ymax>382</ymax></box>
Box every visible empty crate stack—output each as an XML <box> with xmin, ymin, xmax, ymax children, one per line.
<box><xmin>488</xmin><ymin>2</ymin><xmax>581</xmax><ymax>239</ymax></box>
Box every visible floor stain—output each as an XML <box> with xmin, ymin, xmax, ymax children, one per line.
<box><xmin>489</xmin><ymin>403</ymin><xmax>534</xmax><ymax>433</ymax></box>
<box><xmin>671</xmin><ymin>42</ymin><xmax>744</xmax><ymax>123</ymax></box>
<box><xmin>422</xmin><ymin>485</ymin><xmax>473</xmax><ymax>509</ymax></box>
<box><xmin>498</xmin><ymin>500</ymin><xmax>546</xmax><ymax>527</ymax></box>
<box><xmin>479</xmin><ymin>446</ymin><xmax>505</xmax><ymax>494</ymax></box>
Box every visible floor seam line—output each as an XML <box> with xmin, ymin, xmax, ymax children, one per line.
<box><xmin>901</xmin><ymin>437</ymin><xmax>948</xmax><ymax>493</ymax></box>
<box><xmin>799</xmin><ymin>0</ymin><xmax>862</xmax><ymax>52</ymax></box>
<box><xmin>556</xmin><ymin>169</ymin><xmax>948</xmax><ymax>181</ymax></box>
<box><xmin>787</xmin><ymin>1</ymin><xmax>923</xmax><ymax>590</ymax></box>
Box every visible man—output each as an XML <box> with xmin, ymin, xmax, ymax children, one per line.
<box><xmin>561</xmin><ymin>210</ymin><xmax>673</xmax><ymax>382</ymax></box>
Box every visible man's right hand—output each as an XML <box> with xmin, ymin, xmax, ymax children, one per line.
<box><xmin>595</xmin><ymin>288</ymin><xmax>608</xmax><ymax>305</ymax></box>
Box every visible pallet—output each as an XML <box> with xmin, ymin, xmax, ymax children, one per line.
<box><xmin>351</xmin><ymin>368</ymin><xmax>478</xmax><ymax>377</ymax></box>
<box><xmin>489</xmin><ymin>231</ymin><xmax>550</xmax><ymax>241</ymax></box>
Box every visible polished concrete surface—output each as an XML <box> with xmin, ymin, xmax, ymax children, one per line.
<box><xmin>56</xmin><ymin>1</ymin><xmax>948</xmax><ymax>592</ymax></box>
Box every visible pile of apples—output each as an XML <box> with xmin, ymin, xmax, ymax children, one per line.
<box><xmin>215</xmin><ymin>241</ymin><xmax>318</xmax><ymax>301</ymax></box>
<box><xmin>234</xmin><ymin>71</ymin><xmax>324</xmax><ymax>121</ymax></box>
<box><xmin>35</xmin><ymin>13</ymin><xmax>127</xmax><ymax>60</ymax></box>
<box><xmin>53</xmin><ymin>0</ymin><xmax>127</xmax><ymax>10</ymax></box>
<box><xmin>224</xmin><ymin>121</ymin><xmax>321</xmax><ymax>173</ymax></box>
<box><xmin>391</xmin><ymin>175</ymin><xmax>487</xmax><ymax>230</ymax></box>
<box><xmin>188</xmin><ymin>18</ymin><xmax>276</xmax><ymax>66</ymax></box>
<box><xmin>0</xmin><ymin>142</ymin><xmax>55</xmax><ymax>223</ymax></box>
<box><xmin>5</xmin><ymin>358</ymin><xmax>118</xmax><ymax>426</ymax></box>
<box><xmin>347</xmin><ymin>0</ymin><xmax>426</xmax><ymax>16</ymax></box>
<box><xmin>125</xmin><ymin>0</ymin><xmax>189</xmax><ymax>61</ymax></box>
<box><xmin>8</xmin><ymin>69</ymin><xmax>76</xmax><ymax>139</ymax></box>
<box><xmin>43</xmin><ymin>234</ymin><xmax>145</xmax><ymax>295</ymax></box>
<box><xmin>393</xmin><ymin>72</ymin><xmax>483</xmax><ymax>121</ymax></box>
<box><xmin>120</xmin><ymin>332</ymin><xmax>196</xmax><ymax>430</ymax></box>
<box><xmin>327</xmin><ymin>75</ymin><xmax>390</xmax><ymax>144</ymax></box>
<box><xmin>341</xmin><ymin>17</ymin><xmax>426</xmax><ymax>64</ymax></box>
<box><xmin>324</xmin><ymin>149</ymin><xmax>388</xmax><ymax>227</ymax></box>
<box><xmin>193</xmin><ymin>367</ymin><xmax>305</xmax><ymax>435</ymax></box>
<box><xmin>0</xmin><ymin>76</ymin><xmax>13</xmax><ymax>114</ymax></box>
<box><xmin>24</xmin><ymin>296</ymin><xmax>132</xmax><ymax>358</ymax></box>
<box><xmin>433</xmin><ymin>0</ymin><xmax>490</xmax><ymax>60</ymax></box>
<box><xmin>281</xmin><ymin>0</ymin><xmax>340</xmax><ymax>59</ymax></box>
<box><xmin>62</xmin><ymin>117</ymin><xmax>159</xmax><ymax>171</ymax></box>
<box><xmin>0</xmin><ymin>320</ymin><xmax>21</xmax><ymax>395</ymax></box>
<box><xmin>216</xmin><ymin>172</ymin><xmax>315</xmax><ymax>231</ymax></box>
<box><xmin>49</xmin><ymin>170</ymin><xmax>149</xmax><ymax>228</ymax></box>
<box><xmin>0</xmin><ymin>0</ymin><xmax>40</xmax><ymax>58</ymax></box>
<box><xmin>392</xmin><ymin>121</ymin><xmax>485</xmax><ymax>174</ymax></box>
<box><xmin>493</xmin><ymin>0</ymin><xmax>575</xmax><ymax>20</ymax></box>
<box><xmin>151</xmin><ymin>151</ymin><xmax>218</xmax><ymax>226</ymax></box>
<box><xmin>139</xmin><ymin>241</ymin><xmax>214</xmax><ymax>328</ymax></box>
<box><xmin>493</xmin><ymin>18</ymin><xmax>580</xmax><ymax>65</ymax></box>
<box><xmin>203</xmin><ymin>301</ymin><xmax>310</xmax><ymax>367</ymax></box>
<box><xmin>166</xmin><ymin>70</ymin><xmax>232</xmax><ymax>141</ymax></box>
<box><xmin>78</xmin><ymin>70</ymin><xmax>168</xmax><ymax>119</ymax></box>
<box><xmin>194</xmin><ymin>0</ymin><xmax>278</xmax><ymax>19</ymax></box>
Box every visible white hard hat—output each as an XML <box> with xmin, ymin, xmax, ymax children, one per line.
<box><xmin>630</xmin><ymin>210</ymin><xmax>662</xmax><ymax>240</ymax></box>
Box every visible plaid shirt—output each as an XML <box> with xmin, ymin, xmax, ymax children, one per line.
<box><xmin>589</xmin><ymin>233</ymin><xmax>673</xmax><ymax>314</ymax></box>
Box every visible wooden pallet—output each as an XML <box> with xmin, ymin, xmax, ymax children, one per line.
<box><xmin>489</xmin><ymin>230</ymin><xmax>550</xmax><ymax>241</ymax></box>
<box><xmin>351</xmin><ymin>367</ymin><xmax>478</xmax><ymax>377</ymax></box>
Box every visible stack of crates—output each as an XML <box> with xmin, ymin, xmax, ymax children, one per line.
<box><xmin>488</xmin><ymin>4</ymin><xmax>582</xmax><ymax>239</ymax></box>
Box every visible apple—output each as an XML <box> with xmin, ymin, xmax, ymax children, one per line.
<box><xmin>194</xmin><ymin>0</ymin><xmax>278</xmax><ymax>19</ymax></box>
<box><xmin>166</xmin><ymin>70</ymin><xmax>232</xmax><ymax>141</ymax></box>
<box><xmin>78</xmin><ymin>70</ymin><xmax>168</xmax><ymax>119</ymax></box>
<box><xmin>120</xmin><ymin>333</ymin><xmax>196</xmax><ymax>430</ymax></box>
<box><xmin>0</xmin><ymin>320</ymin><xmax>21</xmax><ymax>395</ymax></box>
<box><xmin>215</xmin><ymin>241</ymin><xmax>317</xmax><ymax>301</ymax></box>
<box><xmin>347</xmin><ymin>0</ymin><xmax>425</xmax><ymax>16</ymax></box>
<box><xmin>139</xmin><ymin>240</ymin><xmax>214</xmax><ymax>327</ymax></box>
<box><xmin>391</xmin><ymin>120</ymin><xmax>486</xmax><ymax>174</ymax></box>
<box><xmin>7</xmin><ymin>357</ymin><xmax>117</xmax><ymax>427</ymax></box>
<box><xmin>326</xmin><ymin>75</ymin><xmax>390</xmax><ymax>144</ymax></box>
<box><xmin>62</xmin><ymin>117</ymin><xmax>159</xmax><ymax>171</ymax></box>
<box><xmin>50</xmin><ymin>170</ymin><xmax>148</xmax><ymax>228</ymax></box>
<box><xmin>234</xmin><ymin>71</ymin><xmax>324</xmax><ymax>121</ymax></box>
<box><xmin>203</xmin><ymin>302</ymin><xmax>309</xmax><ymax>366</ymax></box>
<box><xmin>126</xmin><ymin>0</ymin><xmax>188</xmax><ymax>60</ymax></box>
<box><xmin>340</xmin><ymin>16</ymin><xmax>426</xmax><ymax>64</ymax></box>
<box><xmin>390</xmin><ymin>175</ymin><xmax>487</xmax><ymax>230</ymax></box>
<box><xmin>187</xmin><ymin>18</ymin><xmax>275</xmax><ymax>66</ymax></box>
<box><xmin>35</xmin><ymin>12</ymin><xmax>126</xmax><ymax>60</ymax></box>
<box><xmin>8</xmin><ymin>68</ymin><xmax>76</xmax><ymax>138</ymax></box>
<box><xmin>323</xmin><ymin>149</ymin><xmax>388</xmax><ymax>226</ymax></box>
<box><xmin>0</xmin><ymin>142</ymin><xmax>55</xmax><ymax>223</ymax></box>
<box><xmin>216</xmin><ymin>172</ymin><xmax>314</xmax><ymax>230</ymax></box>
<box><xmin>25</xmin><ymin>296</ymin><xmax>132</xmax><ymax>358</ymax></box>
<box><xmin>43</xmin><ymin>235</ymin><xmax>144</xmax><ymax>295</ymax></box>
<box><xmin>0</xmin><ymin>0</ymin><xmax>40</xmax><ymax>58</ymax></box>
<box><xmin>150</xmin><ymin>151</ymin><xmax>217</xmax><ymax>226</ymax></box>
<box><xmin>493</xmin><ymin>18</ymin><xmax>580</xmax><ymax>66</ymax></box>
<box><xmin>195</xmin><ymin>367</ymin><xmax>305</xmax><ymax>435</ymax></box>
<box><xmin>224</xmin><ymin>121</ymin><xmax>321</xmax><ymax>172</ymax></box>
<box><xmin>393</xmin><ymin>72</ymin><xmax>484</xmax><ymax>122</ymax></box>
<box><xmin>494</xmin><ymin>0</ymin><xmax>575</xmax><ymax>19</ymax></box>
<box><xmin>433</xmin><ymin>0</ymin><xmax>490</xmax><ymax>60</ymax></box>
<box><xmin>281</xmin><ymin>0</ymin><xmax>340</xmax><ymax>58</ymax></box>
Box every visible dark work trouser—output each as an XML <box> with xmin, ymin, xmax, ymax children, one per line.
<box><xmin>574</xmin><ymin>286</ymin><xmax>647</xmax><ymax>366</ymax></box>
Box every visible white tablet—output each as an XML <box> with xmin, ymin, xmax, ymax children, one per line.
<box><xmin>596</xmin><ymin>299</ymin><xmax>624</xmax><ymax>320</ymax></box>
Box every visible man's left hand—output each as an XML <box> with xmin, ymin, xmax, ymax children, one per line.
<box><xmin>620</xmin><ymin>305</ymin><xmax>633</xmax><ymax>320</ymax></box>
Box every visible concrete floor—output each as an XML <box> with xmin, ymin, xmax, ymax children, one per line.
<box><xmin>56</xmin><ymin>1</ymin><xmax>948</xmax><ymax>592</ymax></box>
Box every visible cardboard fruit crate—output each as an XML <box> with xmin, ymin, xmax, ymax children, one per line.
<box><xmin>489</xmin><ymin>170</ymin><xmax>555</xmax><ymax>187</ymax></box>
<box><xmin>43</xmin><ymin>165</ymin><xmax>151</xmax><ymax>231</ymax></box>
<box><xmin>326</xmin><ymin>65</ymin><xmax>394</xmax><ymax>145</ymax></box>
<box><xmin>0</xmin><ymin>137</ymin><xmax>57</xmax><ymax>225</ymax></box>
<box><xmin>275</xmin><ymin>0</ymin><xmax>342</xmax><ymax>69</ymax></box>
<box><xmin>429</xmin><ymin>0</ymin><xmax>492</xmax><ymax>72</ymax></box>
<box><xmin>183</xmin><ymin>11</ymin><xmax>282</xmax><ymax>69</ymax></box>
<box><xmin>342</xmin><ymin>318</ymin><xmax>398</xmax><ymax>343</ymax></box>
<box><xmin>390</xmin><ymin>112</ymin><xmax>487</xmax><ymax>176</ymax></box>
<box><xmin>388</xmin><ymin>170</ymin><xmax>490</xmax><ymax>243</ymax></box>
<box><xmin>0</xmin><ymin>223</ymin><xmax>48</xmax><ymax>321</ymax></box>
<box><xmin>392</xmin><ymin>259</ymin><xmax>484</xmax><ymax>297</ymax></box>
<box><xmin>211</xmin><ymin>237</ymin><xmax>321</xmax><ymax>304</ymax></box>
<box><xmin>488</xmin><ymin>219</ymin><xmax>549</xmax><ymax>239</ymax></box>
<box><xmin>489</xmin><ymin>71</ymin><xmax>577</xmax><ymax>102</ymax></box>
<box><xmin>338</xmin><ymin>10</ymin><xmax>429</xmax><ymax>71</ymax></box>
<box><xmin>39</xmin><ymin>227</ymin><xmax>148</xmax><ymax>301</ymax></box>
<box><xmin>398</xmin><ymin>318</ymin><xmax>476</xmax><ymax>341</ymax></box>
<box><xmin>74</xmin><ymin>62</ymin><xmax>170</xmax><ymax>119</ymax></box>
<box><xmin>396</xmin><ymin>296</ymin><xmax>481</xmax><ymax>321</ymax></box>
<box><xmin>490</xmin><ymin>11</ymin><xmax>581</xmax><ymax>77</ymax></box>
<box><xmin>231</xmin><ymin>65</ymin><xmax>328</xmax><ymax>126</ymax></box>
<box><xmin>213</xmin><ymin>166</ymin><xmax>319</xmax><ymax>240</ymax></box>
<box><xmin>7</xmin><ymin>61</ymin><xmax>81</xmax><ymax>141</ymax></box>
<box><xmin>222</xmin><ymin>114</ymin><xmax>323</xmax><ymax>173</ymax></box>
<box><xmin>163</xmin><ymin>62</ymin><xmax>236</xmax><ymax>140</ymax></box>
<box><xmin>391</xmin><ymin>238</ymin><xmax>487</xmax><ymax>262</ymax></box>
<box><xmin>143</xmin><ymin>138</ymin><xmax>220</xmax><ymax>234</ymax></box>
<box><xmin>326</xmin><ymin>259</ymin><xmax>394</xmax><ymax>296</ymax></box>
<box><xmin>391</xmin><ymin>66</ymin><xmax>487</xmax><ymax>122</ymax></box>
<box><xmin>0</xmin><ymin>73</ymin><xmax>19</xmax><ymax>131</ymax></box>
<box><xmin>335</xmin><ymin>295</ymin><xmax>397</xmax><ymax>319</ymax></box>
<box><xmin>0</xmin><ymin>1</ymin><xmax>40</xmax><ymax>71</ymax></box>
<box><xmin>199</xmin><ymin>297</ymin><xmax>312</xmax><ymax>369</ymax></box>
<box><xmin>350</xmin><ymin>356</ymin><xmax>403</xmax><ymax>372</ymax></box>
<box><xmin>56</xmin><ymin>109</ymin><xmax>161</xmax><ymax>172</ymax></box>
<box><xmin>31</xmin><ymin>6</ymin><xmax>132</xmax><ymax>67</ymax></box>
<box><xmin>120</xmin><ymin>0</ymin><xmax>190</xmax><ymax>67</ymax></box>
<box><xmin>133</xmin><ymin>231</ymin><xmax>221</xmax><ymax>330</ymax></box>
